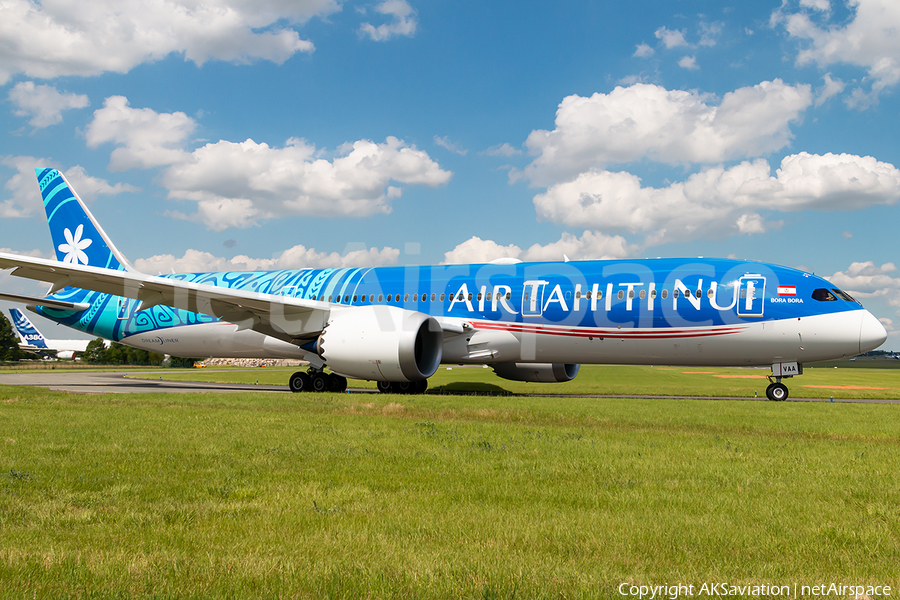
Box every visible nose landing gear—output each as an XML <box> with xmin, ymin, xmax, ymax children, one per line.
<box><xmin>765</xmin><ymin>380</ymin><xmax>789</xmax><ymax>401</ymax></box>
<box><xmin>765</xmin><ymin>362</ymin><xmax>802</xmax><ymax>401</ymax></box>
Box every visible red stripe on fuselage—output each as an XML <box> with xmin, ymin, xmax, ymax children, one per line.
<box><xmin>470</xmin><ymin>321</ymin><xmax>749</xmax><ymax>340</ymax></box>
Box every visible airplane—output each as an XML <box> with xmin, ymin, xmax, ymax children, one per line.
<box><xmin>7</xmin><ymin>307</ymin><xmax>93</xmax><ymax>359</ymax></box>
<box><xmin>0</xmin><ymin>168</ymin><xmax>888</xmax><ymax>401</ymax></box>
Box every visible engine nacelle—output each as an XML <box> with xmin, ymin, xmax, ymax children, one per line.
<box><xmin>492</xmin><ymin>362</ymin><xmax>580</xmax><ymax>383</ymax></box>
<box><xmin>316</xmin><ymin>305</ymin><xmax>443</xmax><ymax>382</ymax></box>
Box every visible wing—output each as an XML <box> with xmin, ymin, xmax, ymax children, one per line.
<box><xmin>0</xmin><ymin>251</ymin><xmax>329</xmax><ymax>344</ymax></box>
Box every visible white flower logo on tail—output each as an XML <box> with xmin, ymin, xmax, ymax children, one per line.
<box><xmin>58</xmin><ymin>224</ymin><xmax>93</xmax><ymax>265</ymax></box>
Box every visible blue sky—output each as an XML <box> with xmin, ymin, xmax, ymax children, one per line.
<box><xmin>1</xmin><ymin>0</ymin><xmax>898</xmax><ymax>349</ymax></box>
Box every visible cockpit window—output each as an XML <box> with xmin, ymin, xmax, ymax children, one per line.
<box><xmin>812</xmin><ymin>288</ymin><xmax>837</xmax><ymax>302</ymax></box>
<box><xmin>831</xmin><ymin>288</ymin><xmax>859</xmax><ymax>303</ymax></box>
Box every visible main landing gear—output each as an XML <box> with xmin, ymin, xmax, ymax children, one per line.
<box><xmin>289</xmin><ymin>369</ymin><xmax>348</xmax><ymax>393</ymax></box>
<box><xmin>376</xmin><ymin>380</ymin><xmax>428</xmax><ymax>395</ymax></box>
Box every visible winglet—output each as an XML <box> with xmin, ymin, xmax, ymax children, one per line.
<box><xmin>36</xmin><ymin>168</ymin><xmax>134</xmax><ymax>272</ymax></box>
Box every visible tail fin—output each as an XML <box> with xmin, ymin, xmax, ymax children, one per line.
<box><xmin>36</xmin><ymin>168</ymin><xmax>133</xmax><ymax>272</ymax></box>
<box><xmin>9</xmin><ymin>308</ymin><xmax>49</xmax><ymax>349</ymax></box>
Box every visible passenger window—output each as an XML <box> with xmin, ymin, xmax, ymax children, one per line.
<box><xmin>477</xmin><ymin>293</ymin><xmax>482</xmax><ymax>301</ymax></box>
<box><xmin>468</xmin><ymin>293</ymin><xmax>473</xmax><ymax>301</ymax></box>
<box><xmin>707</xmin><ymin>289</ymin><xmax>713</xmax><ymax>298</ymax></box>
<box><xmin>378</xmin><ymin>294</ymin><xmax>383</xmax><ymax>302</ymax></box>
<box><xmin>431</xmin><ymin>293</ymin><xmax>436</xmax><ymax>301</ymax></box>
<box><xmin>575</xmin><ymin>291</ymin><xmax>581</xmax><ymax>299</ymax></box>
<box><xmin>661</xmin><ymin>289</ymin><xmax>668</xmax><ymax>299</ymax></box>
<box><xmin>404</xmin><ymin>294</ymin><xmax>409</xmax><ymax>302</ymax></box>
<box><xmin>628</xmin><ymin>290</ymin><xmax>634</xmax><ymax>299</ymax></box>
<box><xmin>440</xmin><ymin>293</ymin><xmax>445</xmax><ymax>301</ymax></box>
<box><xmin>650</xmin><ymin>290</ymin><xmax>657</xmax><ymax>299</ymax></box>
<box><xmin>506</xmin><ymin>293</ymin><xmax>511</xmax><ymax>300</ymax></box>
<box><xmin>639</xmin><ymin>290</ymin><xmax>645</xmax><ymax>300</ymax></box>
<box><xmin>597</xmin><ymin>290</ymin><xmax>603</xmax><ymax>299</ymax></box>
<box><xmin>328</xmin><ymin>295</ymin><xmax>333</xmax><ymax>302</ymax></box>
<box><xmin>413</xmin><ymin>294</ymin><xmax>418</xmax><ymax>301</ymax></box>
<box><xmin>586</xmin><ymin>291</ymin><xmax>592</xmax><ymax>299</ymax></box>
<box><xmin>617</xmin><ymin>290</ymin><xmax>624</xmax><ymax>300</ymax></box>
<box><xmin>674</xmin><ymin>290</ymin><xmax>680</xmax><ymax>299</ymax></box>
<box><xmin>812</xmin><ymin>289</ymin><xmax>837</xmax><ymax>302</ymax></box>
<box><xmin>352</xmin><ymin>295</ymin><xmax>357</xmax><ymax>303</ymax></box>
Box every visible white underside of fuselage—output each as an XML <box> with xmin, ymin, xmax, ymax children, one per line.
<box><xmin>119</xmin><ymin>309</ymin><xmax>871</xmax><ymax>368</ymax></box>
<box><xmin>446</xmin><ymin>309</ymin><xmax>870</xmax><ymax>366</ymax></box>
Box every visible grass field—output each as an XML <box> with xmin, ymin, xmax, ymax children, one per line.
<box><xmin>129</xmin><ymin>364</ymin><xmax>900</xmax><ymax>400</ymax></box>
<box><xmin>1</xmin><ymin>384</ymin><xmax>899</xmax><ymax>598</ymax></box>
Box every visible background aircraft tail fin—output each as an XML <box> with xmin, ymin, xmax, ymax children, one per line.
<box><xmin>36</xmin><ymin>168</ymin><xmax>134</xmax><ymax>272</ymax></box>
<box><xmin>9</xmin><ymin>308</ymin><xmax>49</xmax><ymax>348</ymax></box>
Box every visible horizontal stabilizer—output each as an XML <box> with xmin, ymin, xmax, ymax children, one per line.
<box><xmin>0</xmin><ymin>291</ymin><xmax>90</xmax><ymax>312</ymax></box>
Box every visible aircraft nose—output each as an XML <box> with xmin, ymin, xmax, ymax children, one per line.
<box><xmin>859</xmin><ymin>310</ymin><xmax>888</xmax><ymax>354</ymax></box>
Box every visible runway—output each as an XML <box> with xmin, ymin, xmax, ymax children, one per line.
<box><xmin>0</xmin><ymin>370</ymin><xmax>898</xmax><ymax>402</ymax></box>
<box><xmin>0</xmin><ymin>370</ymin><xmax>289</xmax><ymax>394</ymax></box>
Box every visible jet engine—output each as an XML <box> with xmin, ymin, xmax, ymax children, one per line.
<box><xmin>316</xmin><ymin>305</ymin><xmax>443</xmax><ymax>382</ymax></box>
<box><xmin>491</xmin><ymin>362</ymin><xmax>580</xmax><ymax>383</ymax></box>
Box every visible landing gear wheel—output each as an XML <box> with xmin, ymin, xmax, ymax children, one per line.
<box><xmin>327</xmin><ymin>374</ymin><xmax>347</xmax><ymax>392</ymax></box>
<box><xmin>395</xmin><ymin>381</ymin><xmax>413</xmax><ymax>394</ymax></box>
<box><xmin>311</xmin><ymin>372</ymin><xmax>329</xmax><ymax>393</ymax></box>
<box><xmin>289</xmin><ymin>371</ymin><xmax>311</xmax><ymax>393</ymax></box>
<box><xmin>413</xmin><ymin>380</ymin><xmax>428</xmax><ymax>394</ymax></box>
<box><xmin>377</xmin><ymin>381</ymin><xmax>392</xmax><ymax>394</ymax></box>
<box><xmin>766</xmin><ymin>382</ymin><xmax>789</xmax><ymax>401</ymax></box>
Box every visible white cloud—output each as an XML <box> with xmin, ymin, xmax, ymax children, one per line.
<box><xmin>634</xmin><ymin>43</ymin><xmax>655</xmax><ymax>58</ymax></box>
<box><xmin>815</xmin><ymin>73</ymin><xmax>846</xmax><ymax>106</ymax></box>
<box><xmin>85</xmin><ymin>96</ymin><xmax>195</xmax><ymax>171</ymax></box>
<box><xmin>827</xmin><ymin>261</ymin><xmax>900</xmax><ymax>298</ymax></box>
<box><xmin>442</xmin><ymin>231</ymin><xmax>631</xmax><ymax>265</ymax></box>
<box><xmin>442</xmin><ymin>237</ymin><xmax>522</xmax><ymax>265</ymax></box>
<box><xmin>434</xmin><ymin>136</ymin><xmax>468</xmax><ymax>156</ymax></box>
<box><xmin>654</xmin><ymin>26</ymin><xmax>688</xmax><ymax>48</ymax></box>
<box><xmin>161</xmin><ymin>136</ymin><xmax>451</xmax><ymax>230</ymax></box>
<box><xmin>483</xmin><ymin>143</ymin><xmax>522</xmax><ymax>157</ymax></box>
<box><xmin>0</xmin><ymin>247</ymin><xmax>54</xmax><ymax>297</ymax></box>
<box><xmin>7</xmin><ymin>82</ymin><xmax>89</xmax><ymax>128</ymax></box>
<box><xmin>519</xmin><ymin>231</ymin><xmax>632</xmax><ymax>262</ymax></box>
<box><xmin>359</xmin><ymin>0</ymin><xmax>417</xmax><ymax>41</ymax></box>
<box><xmin>1</xmin><ymin>156</ymin><xmax>136</xmax><ymax>217</ymax></box>
<box><xmin>134</xmin><ymin>244</ymin><xmax>401</xmax><ymax>273</ymax></box>
<box><xmin>0</xmin><ymin>0</ymin><xmax>337</xmax><ymax>84</ymax></box>
<box><xmin>532</xmin><ymin>152</ymin><xmax>900</xmax><ymax>247</ymax></box>
<box><xmin>774</xmin><ymin>0</ymin><xmax>900</xmax><ymax>104</ymax></box>
<box><xmin>83</xmin><ymin>96</ymin><xmax>452</xmax><ymax>230</ymax></box>
<box><xmin>518</xmin><ymin>80</ymin><xmax>813</xmax><ymax>185</ymax></box>
<box><xmin>800</xmin><ymin>0</ymin><xmax>831</xmax><ymax>12</ymax></box>
<box><xmin>698</xmin><ymin>21</ymin><xmax>723</xmax><ymax>47</ymax></box>
<box><xmin>678</xmin><ymin>56</ymin><xmax>699</xmax><ymax>70</ymax></box>
<box><xmin>59</xmin><ymin>166</ymin><xmax>140</xmax><ymax>203</ymax></box>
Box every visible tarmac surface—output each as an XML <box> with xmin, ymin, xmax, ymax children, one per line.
<box><xmin>0</xmin><ymin>369</ymin><xmax>898</xmax><ymax>403</ymax></box>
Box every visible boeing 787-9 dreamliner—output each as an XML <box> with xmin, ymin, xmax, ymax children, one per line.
<box><xmin>0</xmin><ymin>169</ymin><xmax>887</xmax><ymax>400</ymax></box>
